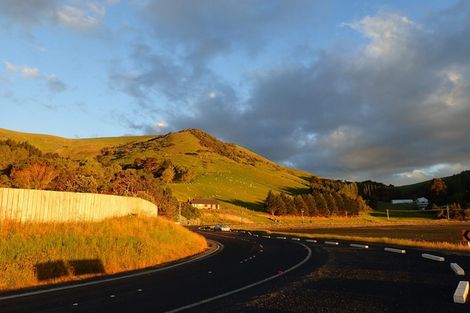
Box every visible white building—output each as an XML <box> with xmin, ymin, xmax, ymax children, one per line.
<box><xmin>415</xmin><ymin>197</ymin><xmax>429</xmax><ymax>209</ymax></box>
<box><xmin>391</xmin><ymin>199</ymin><xmax>414</xmax><ymax>204</ymax></box>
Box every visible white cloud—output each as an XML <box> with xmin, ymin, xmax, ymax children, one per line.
<box><xmin>56</xmin><ymin>5</ymin><xmax>100</xmax><ymax>30</ymax></box>
<box><xmin>346</xmin><ymin>13</ymin><xmax>418</xmax><ymax>59</ymax></box>
<box><xmin>4</xmin><ymin>61</ymin><xmax>40</xmax><ymax>78</ymax></box>
<box><xmin>3</xmin><ymin>61</ymin><xmax>67</xmax><ymax>92</ymax></box>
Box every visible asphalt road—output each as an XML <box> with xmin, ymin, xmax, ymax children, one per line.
<box><xmin>0</xmin><ymin>229</ymin><xmax>469</xmax><ymax>312</ymax></box>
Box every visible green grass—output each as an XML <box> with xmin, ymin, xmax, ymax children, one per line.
<box><xmin>0</xmin><ymin>216</ymin><xmax>207</xmax><ymax>291</ymax></box>
<box><xmin>0</xmin><ymin>128</ymin><xmax>312</xmax><ymax>213</ymax></box>
<box><xmin>0</xmin><ymin>128</ymin><xmax>154</xmax><ymax>159</ymax></box>
<box><xmin>370</xmin><ymin>201</ymin><xmax>436</xmax><ymax>219</ymax></box>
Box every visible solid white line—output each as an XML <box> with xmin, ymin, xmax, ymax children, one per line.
<box><xmin>349</xmin><ymin>243</ymin><xmax>369</xmax><ymax>249</ymax></box>
<box><xmin>421</xmin><ymin>253</ymin><xmax>445</xmax><ymax>262</ymax></box>
<box><xmin>451</xmin><ymin>263</ymin><xmax>465</xmax><ymax>276</ymax></box>
<box><xmin>384</xmin><ymin>247</ymin><xmax>406</xmax><ymax>254</ymax></box>
<box><xmin>163</xmin><ymin>243</ymin><xmax>312</xmax><ymax>313</ymax></box>
<box><xmin>324</xmin><ymin>241</ymin><xmax>339</xmax><ymax>245</ymax></box>
<box><xmin>0</xmin><ymin>241</ymin><xmax>223</xmax><ymax>301</ymax></box>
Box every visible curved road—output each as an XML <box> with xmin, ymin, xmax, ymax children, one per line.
<box><xmin>0</xmin><ymin>228</ymin><xmax>469</xmax><ymax>312</ymax></box>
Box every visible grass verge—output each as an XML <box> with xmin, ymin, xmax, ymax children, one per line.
<box><xmin>0</xmin><ymin>216</ymin><xmax>207</xmax><ymax>291</ymax></box>
<box><xmin>273</xmin><ymin>231</ymin><xmax>470</xmax><ymax>254</ymax></box>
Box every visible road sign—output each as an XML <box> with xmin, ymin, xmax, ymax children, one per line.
<box><xmin>462</xmin><ymin>230</ymin><xmax>470</xmax><ymax>242</ymax></box>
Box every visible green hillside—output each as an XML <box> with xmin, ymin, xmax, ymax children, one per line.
<box><xmin>0</xmin><ymin>128</ymin><xmax>312</xmax><ymax>211</ymax></box>
<box><xmin>397</xmin><ymin>170</ymin><xmax>470</xmax><ymax>203</ymax></box>
<box><xmin>0</xmin><ymin>128</ymin><xmax>154</xmax><ymax>159</ymax></box>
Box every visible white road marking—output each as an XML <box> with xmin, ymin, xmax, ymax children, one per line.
<box><xmin>349</xmin><ymin>243</ymin><xmax>369</xmax><ymax>249</ymax></box>
<box><xmin>109</xmin><ymin>295</ymin><xmax>116</xmax><ymax>298</ymax></box>
<box><xmin>163</xmin><ymin>243</ymin><xmax>312</xmax><ymax>313</ymax></box>
<box><xmin>276</xmin><ymin>236</ymin><xmax>287</xmax><ymax>240</ymax></box>
<box><xmin>0</xmin><ymin>240</ymin><xmax>224</xmax><ymax>302</ymax></box>
<box><xmin>260</xmin><ymin>250</ymin><xmax>264</xmax><ymax>253</ymax></box>
<box><xmin>453</xmin><ymin>281</ymin><xmax>469</xmax><ymax>304</ymax></box>
<box><xmin>324</xmin><ymin>241</ymin><xmax>339</xmax><ymax>245</ymax></box>
<box><xmin>208</xmin><ymin>271</ymin><xmax>213</xmax><ymax>274</ymax></box>
<box><xmin>305</xmin><ymin>239</ymin><xmax>317</xmax><ymax>243</ymax></box>
<box><xmin>259</xmin><ymin>244</ymin><xmax>264</xmax><ymax>249</ymax></box>
<box><xmin>421</xmin><ymin>253</ymin><xmax>445</xmax><ymax>262</ymax></box>
<box><xmin>262</xmin><ymin>235</ymin><xmax>271</xmax><ymax>238</ymax></box>
<box><xmin>384</xmin><ymin>247</ymin><xmax>406</xmax><ymax>254</ymax></box>
<box><xmin>451</xmin><ymin>263</ymin><xmax>465</xmax><ymax>276</ymax></box>
<box><xmin>72</xmin><ymin>303</ymin><xmax>79</xmax><ymax>306</ymax></box>
<box><xmin>291</xmin><ymin>238</ymin><xmax>300</xmax><ymax>241</ymax></box>
<box><xmin>137</xmin><ymin>289</ymin><xmax>143</xmax><ymax>292</ymax></box>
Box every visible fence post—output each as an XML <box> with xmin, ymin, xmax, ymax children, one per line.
<box><xmin>386</xmin><ymin>209</ymin><xmax>390</xmax><ymax>220</ymax></box>
<box><xmin>446</xmin><ymin>205</ymin><xmax>450</xmax><ymax>220</ymax></box>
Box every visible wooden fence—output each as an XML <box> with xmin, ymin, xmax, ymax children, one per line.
<box><xmin>0</xmin><ymin>188</ymin><xmax>158</xmax><ymax>222</ymax></box>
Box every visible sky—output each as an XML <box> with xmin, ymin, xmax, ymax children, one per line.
<box><xmin>1</xmin><ymin>0</ymin><xmax>470</xmax><ymax>186</ymax></box>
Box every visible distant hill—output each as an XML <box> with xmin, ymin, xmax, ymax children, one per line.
<box><xmin>397</xmin><ymin>170</ymin><xmax>470</xmax><ymax>204</ymax></box>
<box><xmin>0</xmin><ymin>128</ymin><xmax>312</xmax><ymax>211</ymax></box>
<box><xmin>0</xmin><ymin>128</ymin><xmax>155</xmax><ymax>159</ymax></box>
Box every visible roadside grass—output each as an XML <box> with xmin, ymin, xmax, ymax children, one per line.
<box><xmin>0</xmin><ymin>216</ymin><xmax>207</xmax><ymax>291</ymax></box>
<box><xmin>274</xmin><ymin>231</ymin><xmax>470</xmax><ymax>254</ymax></box>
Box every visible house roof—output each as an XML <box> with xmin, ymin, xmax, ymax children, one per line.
<box><xmin>191</xmin><ymin>198</ymin><xmax>219</xmax><ymax>205</ymax></box>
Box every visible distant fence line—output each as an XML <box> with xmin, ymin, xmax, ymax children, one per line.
<box><xmin>0</xmin><ymin>188</ymin><xmax>158</xmax><ymax>222</ymax></box>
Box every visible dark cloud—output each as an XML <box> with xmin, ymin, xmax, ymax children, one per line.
<box><xmin>46</xmin><ymin>75</ymin><xmax>67</xmax><ymax>93</ymax></box>
<box><xmin>140</xmin><ymin>0</ymin><xmax>318</xmax><ymax>64</ymax></box>
<box><xmin>114</xmin><ymin>2</ymin><xmax>470</xmax><ymax>185</ymax></box>
<box><xmin>0</xmin><ymin>0</ymin><xmax>59</xmax><ymax>26</ymax></box>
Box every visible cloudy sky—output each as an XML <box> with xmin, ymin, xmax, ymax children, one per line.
<box><xmin>1</xmin><ymin>0</ymin><xmax>470</xmax><ymax>185</ymax></box>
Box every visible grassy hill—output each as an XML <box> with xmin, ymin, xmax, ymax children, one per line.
<box><xmin>0</xmin><ymin>128</ymin><xmax>154</xmax><ymax>159</ymax></box>
<box><xmin>0</xmin><ymin>128</ymin><xmax>312</xmax><ymax>214</ymax></box>
<box><xmin>397</xmin><ymin>170</ymin><xmax>470</xmax><ymax>203</ymax></box>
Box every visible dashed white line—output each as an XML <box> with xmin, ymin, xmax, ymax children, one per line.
<box><xmin>350</xmin><ymin>243</ymin><xmax>369</xmax><ymax>249</ymax></box>
<box><xmin>451</xmin><ymin>263</ymin><xmax>465</xmax><ymax>276</ymax></box>
<box><xmin>109</xmin><ymin>294</ymin><xmax>116</xmax><ymax>298</ymax></box>
<box><xmin>262</xmin><ymin>235</ymin><xmax>271</xmax><ymax>238</ymax></box>
<box><xmin>291</xmin><ymin>238</ymin><xmax>301</xmax><ymax>241</ymax></box>
<box><xmin>421</xmin><ymin>253</ymin><xmax>445</xmax><ymax>262</ymax></box>
<box><xmin>72</xmin><ymin>303</ymin><xmax>79</xmax><ymax>306</ymax></box>
<box><xmin>276</xmin><ymin>236</ymin><xmax>287</xmax><ymax>240</ymax></box>
<box><xmin>324</xmin><ymin>241</ymin><xmax>339</xmax><ymax>246</ymax></box>
<box><xmin>384</xmin><ymin>247</ymin><xmax>406</xmax><ymax>254</ymax></box>
<box><xmin>305</xmin><ymin>239</ymin><xmax>317</xmax><ymax>243</ymax></box>
<box><xmin>163</xmin><ymin>243</ymin><xmax>312</xmax><ymax>313</ymax></box>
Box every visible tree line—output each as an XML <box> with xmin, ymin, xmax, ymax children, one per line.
<box><xmin>264</xmin><ymin>190</ymin><xmax>368</xmax><ymax>217</ymax></box>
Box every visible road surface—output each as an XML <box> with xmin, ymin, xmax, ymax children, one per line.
<box><xmin>0</xmin><ymin>228</ymin><xmax>469</xmax><ymax>312</ymax></box>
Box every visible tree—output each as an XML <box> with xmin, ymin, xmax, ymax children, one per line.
<box><xmin>429</xmin><ymin>178</ymin><xmax>447</xmax><ymax>205</ymax></box>
<box><xmin>11</xmin><ymin>162</ymin><xmax>58</xmax><ymax>190</ymax></box>
<box><xmin>294</xmin><ymin>195</ymin><xmax>308</xmax><ymax>217</ymax></box>
<box><xmin>160</xmin><ymin>166</ymin><xmax>175</xmax><ymax>183</ymax></box>
<box><xmin>314</xmin><ymin>193</ymin><xmax>328</xmax><ymax>216</ymax></box>
<box><xmin>265</xmin><ymin>190</ymin><xmax>278</xmax><ymax>216</ymax></box>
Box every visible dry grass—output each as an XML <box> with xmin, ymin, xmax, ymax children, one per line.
<box><xmin>0</xmin><ymin>216</ymin><xmax>207</xmax><ymax>291</ymax></box>
<box><xmin>274</xmin><ymin>231</ymin><xmax>470</xmax><ymax>254</ymax></box>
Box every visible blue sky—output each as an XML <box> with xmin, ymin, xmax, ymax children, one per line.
<box><xmin>1</xmin><ymin>0</ymin><xmax>469</xmax><ymax>185</ymax></box>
